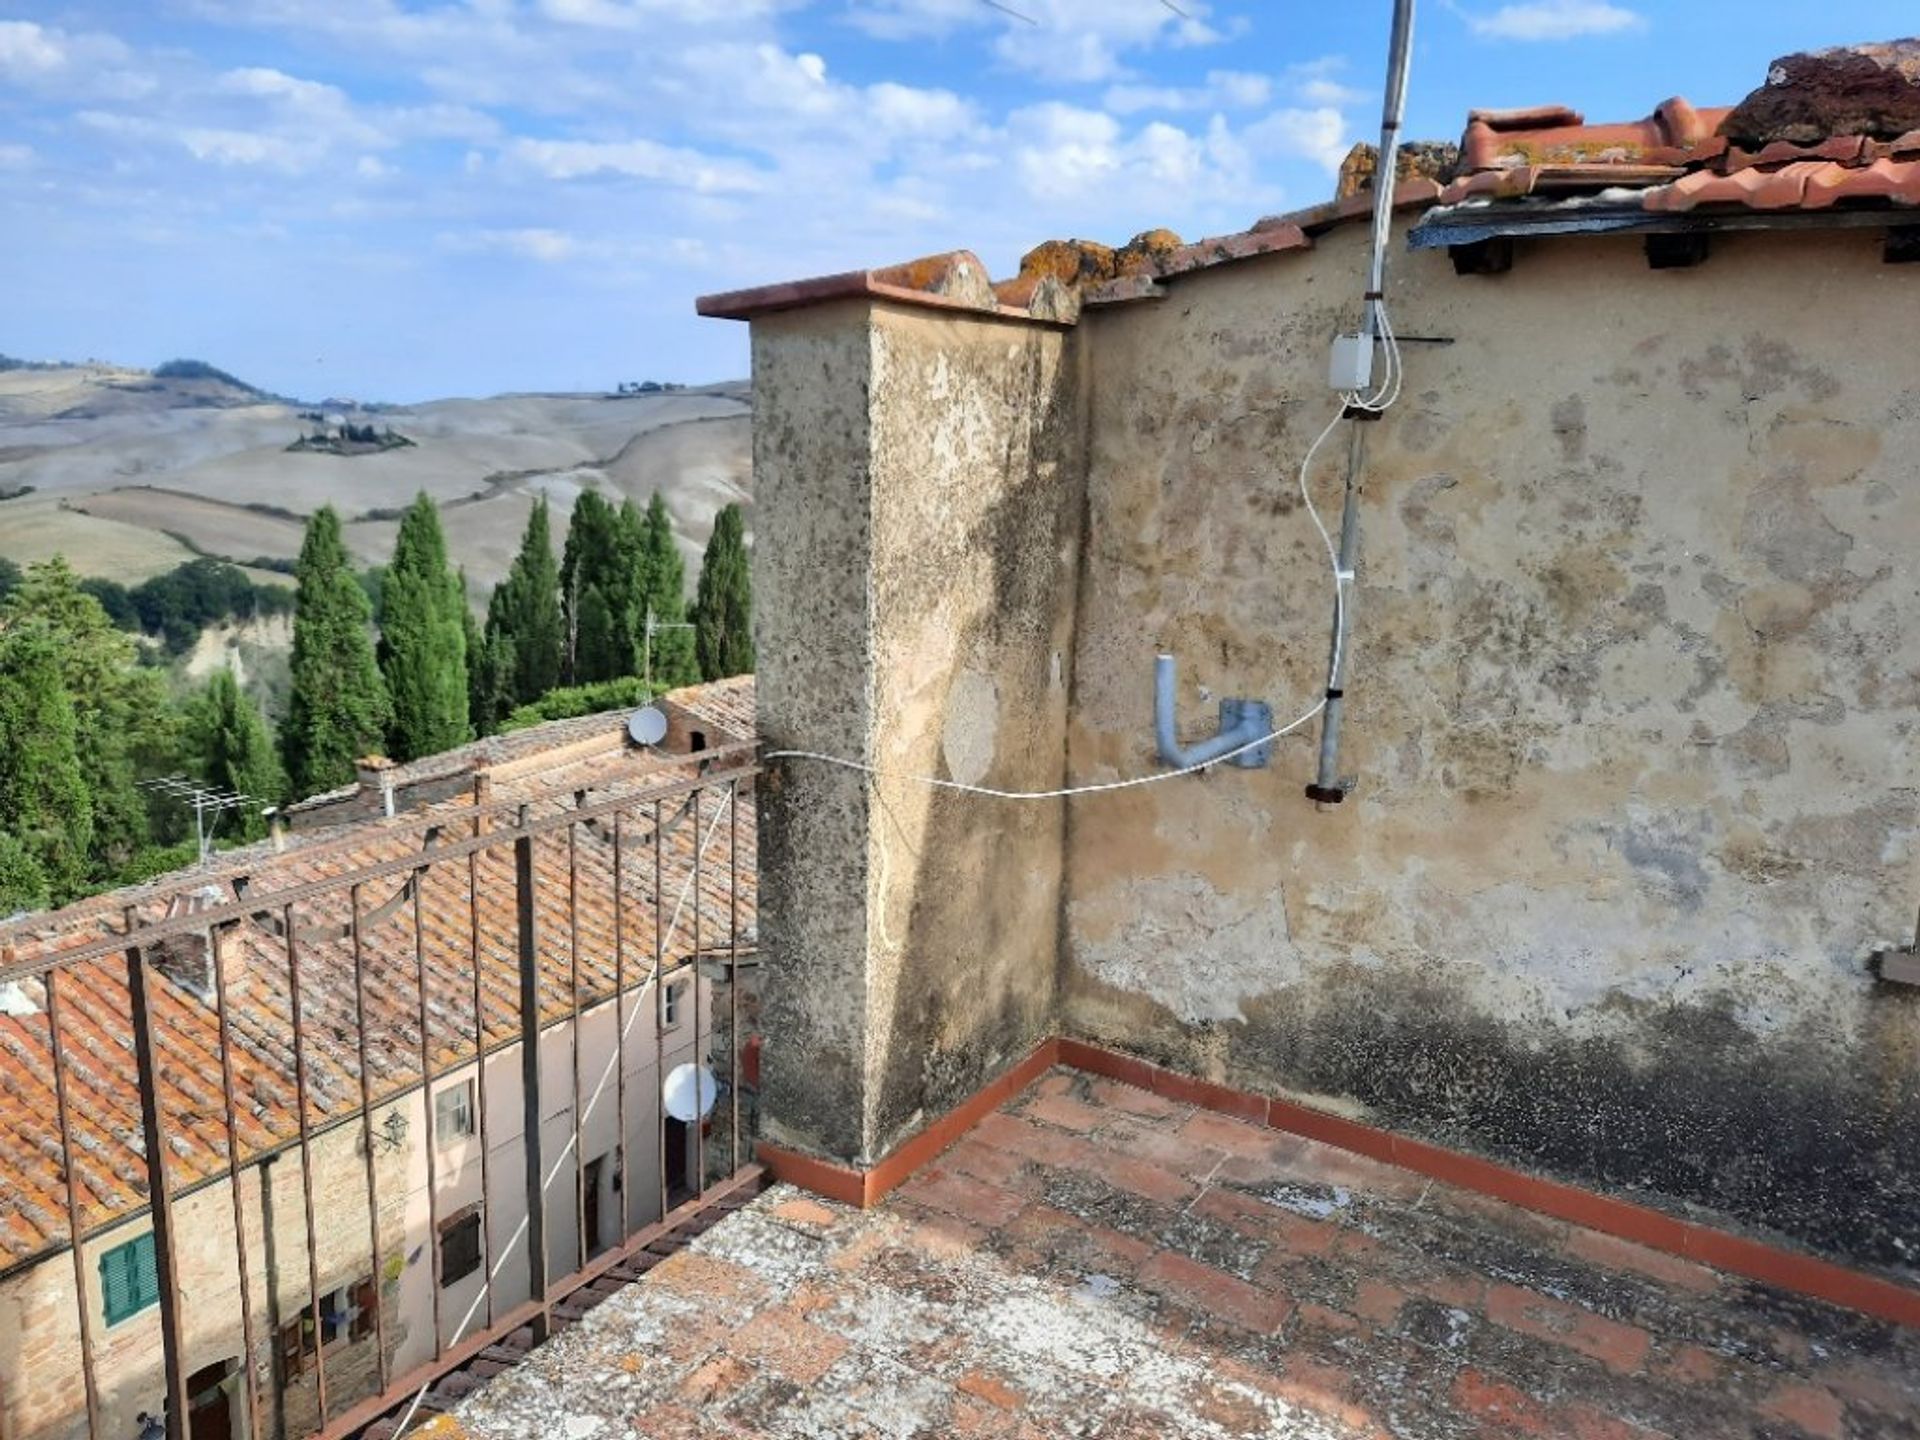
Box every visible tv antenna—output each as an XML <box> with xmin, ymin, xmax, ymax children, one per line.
<box><xmin>642</xmin><ymin>605</ymin><xmax>696</xmax><ymax>692</ymax></box>
<box><xmin>141</xmin><ymin>776</ymin><xmax>260</xmax><ymax>866</ymax></box>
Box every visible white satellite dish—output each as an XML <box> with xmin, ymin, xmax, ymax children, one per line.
<box><xmin>663</xmin><ymin>1064</ymin><xmax>718</xmax><ymax>1123</ymax></box>
<box><xmin>627</xmin><ymin>706</ymin><xmax>669</xmax><ymax>747</ymax></box>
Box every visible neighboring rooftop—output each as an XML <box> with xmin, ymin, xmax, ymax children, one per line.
<box><xmin>431</xmin><ymin>1069</ymin><xmax>1920</xmax><ymax>1440</ymax></box>
<box><xmin>0</xmin><ymin>676</ymin><xmax>757</xmax><ymax>1272</ymax></box>
<box><xmin>698</xmin><ymin>38</ymin><xmax>1920</xmax><ymax>326</ymax></box>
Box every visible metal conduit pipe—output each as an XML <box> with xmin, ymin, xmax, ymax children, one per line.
<box><xmin>1308</xmin><ymin>0</ymin><xmax>1416</xmax><ymax>807</ymax></box>
<box><xmin>1154</xmin><ymin>655</ymin><xmax>1274</xmax><ymax>771</ymax></box>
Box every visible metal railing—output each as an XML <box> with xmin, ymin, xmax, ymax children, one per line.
<box><xmin>0</xmin><ymin>748</ymin><xmax>759</xmax><ymax>1440</ymax></box>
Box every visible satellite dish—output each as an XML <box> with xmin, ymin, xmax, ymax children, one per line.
<box><xmin>663</xmin><ymin>1064</ymin><xmax>718</xmax><ymax>1123</ymax></box>
<box><xmin>627</xmin><ymin>706</ymin><xmax>669</xmax><ymax>747</ymax></box>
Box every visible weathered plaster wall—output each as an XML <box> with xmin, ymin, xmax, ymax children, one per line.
<box><xmin>753</xmin><ymin>300</ymin><xmax>1085</xmax><ymax>1164</ymax></box>
<box><xmin>1061</xmin><ymin>223</ymin><xmax>1920</xmax><ymax>1279</ymax></box>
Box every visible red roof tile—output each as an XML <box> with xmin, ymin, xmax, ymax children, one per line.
<box><xmin>0</xmin><ymin>678</ymin><xmax>759</xmax><ymax>1272</ymax></box>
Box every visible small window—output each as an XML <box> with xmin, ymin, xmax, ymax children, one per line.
<box><xmin>100</xmin><ymin>1233</ymin><xmax>159</xmax><ymax>1326</ymax></box>
<box><xmin>664</xmin><ymin>980</ymin><xmax>686</xmax><ymax>1028</ymax></box>
<box><xmin>689</xmin><ymin>730</ymin><xmax>708</xmax><ymax>754</ymax></box>
<box><xmin>435</xmin><ymin>1081</ymin><xmax>475</xmax><ymax>1145</ymax></box>
<box><xmin>440</xmin><ymin>1207</ymin><xmax>483</xmax><ymax>1286</ymax></box>
<box><xmin>278</xmin><ymin>1277</ymin><xmax>375</xmax><ymax>1376</ymax></box>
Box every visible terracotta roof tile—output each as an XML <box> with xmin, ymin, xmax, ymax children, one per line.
<box><xmin>0</xmin><ymin>678</ymin><xmax>759</xmax><ymax>1272</ymax></box>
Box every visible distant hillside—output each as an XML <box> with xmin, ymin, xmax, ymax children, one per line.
<box><xmin>0</xmin><ymin>359</ymin><xmax>753</xmax><ymax>605</ymax></box>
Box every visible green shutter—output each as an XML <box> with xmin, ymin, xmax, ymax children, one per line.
<box><xmin>100</xmin><ymin>1233</ymin><xmax>158</xmax><ymax>1325</ymax></box>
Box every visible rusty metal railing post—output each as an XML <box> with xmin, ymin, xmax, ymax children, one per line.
<box><xmin>514</xmin><ymin>806</ymin><xmax>549</xmax><ymax>1343</ymax></box>
<box><xmin>209</xmin><ymin>920</ymin><xmax>264</xmax><ymax>1440</ymax></box>
<box><xmin>411</xmin><ymin>875</ymin><xmax>444</xmax><ymax>1358</ymax></box>
<box><xmin>728</xmin><ymin>781</ymin><xmax>742</xmax><ymax>1173</ymax></box>
<box><xmin>45</xmin><ymin>969</ymin><xmax>104</xmax><ymax>1439</ymax></box>
<box><xmin>612</xmin><ymin>808</ymin><xmax>630</xmax><ymax>1240</ymax></box>
<box><xmin>283</xmin><ymin>904</ymin><xmax>330</xmax><ymax>1424</ymax></box>
<box><xmin>349</xmin><ymin>882</ymin><xmax>392</xmax><ymax>1393</ymax></box>
<box><xmin>691</xmin><ymin>788</ymin><xmax>706</xmax><ymax>1197</ymax></box>
<box><xmin>123</xmin><ymin>913</ymin><xmax>190</xmax><ymax>1439</ymax></box>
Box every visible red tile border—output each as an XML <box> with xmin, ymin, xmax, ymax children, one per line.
<box><xmin>761</xmin><ymin>1033</ymin><xmax>1920</xmax><ymax>1332</ymax></box>
<box><xmin>1062</xmin><ymin>1039</ymin><xmax>1920</xmax><ymax>1333</ymax></box>
<box><xmin>758</xmin><ymin>1038</ymin><xmax>1060</xmax><ymax>1208</ymax></box>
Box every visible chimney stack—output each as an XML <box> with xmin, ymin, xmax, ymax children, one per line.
<box><xmin>357</xmin><ymin>755</ymin><xmax>397</xmax><ymax>817</ymax></box>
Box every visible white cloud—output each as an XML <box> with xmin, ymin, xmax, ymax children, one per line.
<box><xmin>1244</xmin><ymin>107</ymin><xmax>1352</xmax><ymax>176</ymax></box>
<box><xmin>1284</xmin><ymin>57</ymin><xmax>1367</xmax><ymax>108</ymax></box>
<box><xmin>0</xmin><ymin>19</ymin><xmax>64</xmax><ymax>73</ymax></box>
<box><xmin>846</xmin><ymin>0</ymin><xmax>1223</xmax><ymax>82</ymax></box>
<box><xmin>1462</xmin><ymin>0</ymin><xmax>1645</xmax><ymax>41</ymax></box>
<box><xmin>450</xmin><ymin>227</ymin><xmax>581</xmax><ymax>262</ymax></box>
<box><xmin>508</xmin><ymin>137</ymin><xmax>763</xmax><ymax>193</ymax></box>
<box><xmin>0</xmin><ymin>143</ymin><xmax>33</xmax><ymax>169</ymax></box>
<box><xmin>181</xmin><ymin>128</ymin><xmax>310</xmax><ymax>170</ymax></box>
<box><xmin>1105</xmin><ymin>69</ymin><xmax>1271</xmax><ymax>115</ymax></box>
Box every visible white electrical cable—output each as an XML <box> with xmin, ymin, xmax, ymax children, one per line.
<box><xmin>764</xmin><ymin>396</ymin><xmax>1360</xmax><ymax>803</ymax></box>
<box><xmin>391</xmin><ymin>793</ymin><xmax>733</xmax><ymax>1439</ymax></box>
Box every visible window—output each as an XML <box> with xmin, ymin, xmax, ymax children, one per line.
<box><xmin>664</xmin><ymin>980</ymin><xmax>686</xmax><ymax>1028</ymax></box>
<box><xmin>435</xmin><ymin>1080</ymin><xmax>475</xmax><ymax>1145</ymax></box>
<box><xmin>100</xmin><ymin>1233</ymin><xmax>159</xmax><ymax>1325</ymax></box>
<box><xmin>440</xmin><ymin>1206</ymin><xmax>483</xmax><ymax>1286</ymax></box>
<box><xmin>277</xmin><ymin>1278</ymin><xmax>376</xmax><ymax>1378</ymax></box>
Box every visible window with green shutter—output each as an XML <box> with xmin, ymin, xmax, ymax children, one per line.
<box><xmin>100</xmin><ymin>1233</ymin><xmax>159</xmax><ymax>1325</ymax></box>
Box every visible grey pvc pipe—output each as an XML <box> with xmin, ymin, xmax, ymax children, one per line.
<box><xmin>1155</xmin><ymin>654</ymin><xmax>1263</xmax><ymax>769</ymax></box>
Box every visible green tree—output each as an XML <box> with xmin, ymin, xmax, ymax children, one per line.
<box><xmin>0</xmin><ymin>831</ymin><xmax>49</xmax><ymax>913</ymax></box>
<box><xmin>561</xmin><ymin>491</ymin><xmax>625</xmax><ymax>685</ymax></box>
<box><xmin>693</xmin><ymin>503</ymin><xmax>754</xmax><ymax>681</ymax></box>
<box><xmin>187</xmin><ymin>668</ymin><xmax>285</xmax><ymax>841</ymax></box>
<box><xmin>0</xmin><ymin>630</ymin><xmax>93</xmax><ymax>902</ymax></box>
<box><xmin>0</xmin><ymin>556</ymin><xmax>20</xmax><ymax>604</ymax></box>
<box><xmin>378</xmin><ymin>493</ymin><xmax>470</xmax><ymax>760</ymax></box>
<box><xmin>483</xmin><ymin>496</ymin><xmax>563</xmax><ymax>705</ymax></box>
<box><xmin>1</xmin><ymin>558</ymin><xmax>167</xmax><ymax>874</ymax></box>
<box><xmin>637</xmin><ymin>492</ymin><xmax>697</xmax><ymax>687</ymax></box>
<box><xmin>284</xmin><ymin>506</ymin><xmax>390</xmax><ymax>799</ymax></box>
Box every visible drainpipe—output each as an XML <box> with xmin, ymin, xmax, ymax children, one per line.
<box><xmin>1307</xmin><ymin>0</ymin><xmax>1416</xmax><ymax>808</ymax></box>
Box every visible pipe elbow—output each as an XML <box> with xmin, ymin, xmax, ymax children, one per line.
<box><xmin>1154</xmin><ymin>653</ymin><xmax>1268</xmax><ymax>769</ymax></box>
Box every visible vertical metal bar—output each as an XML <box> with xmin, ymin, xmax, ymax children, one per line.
<box><xmin>1311</xmin><ymin>423</ymin><xmax>1368</xmax><ymax>803</ymax></box>
<box><xmin>612</xmin><ymin>809</ymin><xmax>630</xmax><ymax>1240</ymax></box>
<box><xmin>728</xmin><ymin>782</ymin><xmax>742</xmax><ymax>1174</ymax></box>
<box><xmin>284</xmin><ymin>904</ymin><xmax>330</xmax><ymax>1424</ymax></box>
<box><xmin>348</xmin><ymin>883</ymin><xmax>391</xmax><ymax>1392</ymax></box>
<box><xmin>466</xmin><ymin>846</ymin><xmax>494</xmax><ymax>1331</ymax></box>
<box><xmin>567</xmin><ymin>803</ymin><xmax>586</xmax><ymax>1268</ymax></box>
<box><xmin>123</xmin><ymin>913</ymin><xmax>190</xmax><ymax>1440</ymax></box>
<box><xmin>45</xmin><ymin>968</ymin><xmax>105</xmax><ymax>1440</ymax></box>
<box><xmin>652</xmin><ymin>799</ymin><xmax>668</xmax><ymax>1223</ymax></box>
<box><xmin>691</xmin><ymin>787</ymin><xmax>706</xmax><ymax>1198</ymax></box>
<box><xmin>515</xmin><ymin>811</ymin><xmax>549</xmax><ymax>1343</ymax></box>
<box><xmin>411</xmin><ymin>876</ymin><xmax>444</xmax><ymax>1357</ymax></box>
<box><xmin>209</xmin><ymin>923</ymin><xmax>263</xmax><ymax>1440</ymax></box>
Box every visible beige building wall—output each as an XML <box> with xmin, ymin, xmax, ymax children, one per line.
<box><xmin>752</xmin><ymin>300</ymin><xmax>1085</xmax><ymax>1164</ymax></box>
<box><xmin>1059</xmin><ymin>221</ymin><xmax>1920</xmax><ymax>1277</ymax></box>
<box><xmin>0</xmin><ymin>979</ymin><xmax>713</xmax><ymax>1440</ymax></box>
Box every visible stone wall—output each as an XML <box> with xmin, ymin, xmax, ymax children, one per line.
<box><xmin>752</xmin><ymin>299</ymin><xmax>1085</xmax><ymax>1165</ymax></box>
<box><xmin>1059</xmin><ymin>221</ymin><xmax>1920</xmax><ymax>1280</ymax></box>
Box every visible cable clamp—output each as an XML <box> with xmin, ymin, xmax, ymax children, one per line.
<box><xmin>1335</xmin><ymin>568</ymin><xmax>1355</xmax><ymax>582</ymax></box>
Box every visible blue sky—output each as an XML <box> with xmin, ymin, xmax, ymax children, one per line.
<box><xmin>0</xmin><ymin>2</ymin><xmax>1909</xmax><ymax>401</ymax></box>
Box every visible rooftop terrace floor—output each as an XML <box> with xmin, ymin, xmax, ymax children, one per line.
<box><xmin>434</xmin><ymin>1068</ymin><xmax>1920</xmax><ymax>1439</ymax></box>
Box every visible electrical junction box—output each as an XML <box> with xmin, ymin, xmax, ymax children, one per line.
<box><xmin>1328</xmin><ymin>332</ymin><xmax>1374</xmax><ymax>392</ymax></box>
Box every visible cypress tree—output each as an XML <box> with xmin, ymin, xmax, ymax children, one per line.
<box><xmin>379</xmin><ymin>492</ymin><xmax>470</xmax><ymax>760</ymax></box>
<box><xmin>0</xmin><ymin>630</ymin><xmax>93</xmax><ymax>902</ymax></box>
<box><xmin>284</xmin><ymin>505</ymin><xmax>391</xmax><ymax>798</ymax></box>
<box><xmin>561</xmin><ymin>492</ymin><xmax>628</xmax><ymax>685</ymax></box>
<box><xmin>693</xmin><ymin>503</ymin><xmax>754</xmax><ymax>681</ymax></box>
<box><xmin>483</xmin><ymin>496</ymin><xmax>563</xmax><ymax>705</ymax></box>
<box><xmin>188</xmin><ymin>668</ymin><xmax>285</xmax><ymax>840</ymax></box>
<box><xmin>637</xmin><ymin>492</ymin><xmax>697</xmax><ymax>688</ymax></box>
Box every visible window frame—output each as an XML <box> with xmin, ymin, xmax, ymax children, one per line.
<box><xmin>434</xmin><ymin>1079</ymin><xmax>476</xmax><ymax>1146</ymax></box>
<box><xmin>664</xmin><ymin>979</ymin><xmax>686</xmax><ymax>1028</ymax></box>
